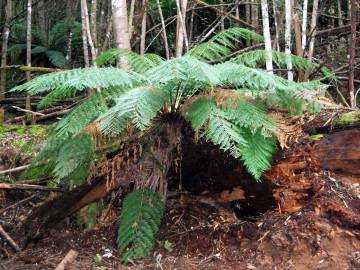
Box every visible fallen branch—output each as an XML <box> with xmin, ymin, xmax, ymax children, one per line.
<box><xmin>0</xmin><ymin>194</ymin><xmax>37</xmax><ymax>215</ymax></box>
<box><xmin>6</xmin><ymin>108</ymin><xmax>71</xmax><ymax>123</ymax></box>
<box><xmin>0</xmin><ymin>65</ymin><xmax>63</xmax><ymax>73</ymax></box>
<box><xmin>0</xmin><ymin>165</ymin><xmax>30</xmax><ymax>176</ymax></box>
<box><xmin>54</xmin><ymin>249</ymin><xmax>78</xmax><ymax>270</ymax></box>
<box><xmin>0</xmin><ymin>183</ymin><xmax>64</xmax><ymax>192</ymax></box>
<box><xmin>0</xmin><ymin>225</ymin><xmax>21</xmax><ymax>252</ymax></box>
<box><xmin>315</xmin><ymin>24</ymin><xmax>359</xmax><ymax>38</ymax></box>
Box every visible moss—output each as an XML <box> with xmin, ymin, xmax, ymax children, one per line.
<box><xmin>309</xmin><ymin>134</ymin><xmax>324</xmax><ymax>141</ymax></box>
<box><xmin>15</xmin><ymin>127</ymin><xmax>26</xmax><ymax>135</ymax></box>
<box><xmin>28</xmin><ymin>125</ymin><xmax>47</xmax><ymax>136</ymax></box>
<box><xmin>333</xmin><ymin>111</ymin><xmax>360</xmax><ymax>126</ymax></box>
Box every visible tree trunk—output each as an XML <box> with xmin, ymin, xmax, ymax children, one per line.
<box><xmin>251</xmin><ymin>0</ymin><xmax>259</xmax><ymax>43</ymax></box>
<box><xmin>272</xmin><ymin>0</ymin><xmax>280</xmax><ymax>52</ymax></box>
<box><xmin>156</xmin><ymin>0</ymin><xmax>170</xmax><ymax>59</ymax></box>
<box><xmin>349</xmin><ymin>0</ymin><xmax>356</xmax><ymax>108</ymax></box>
<box><xmin>112</xmin><ymin>0</ymin><xmax>131</xmax><ymax>49</ymax></box>
<box><xmin>20</xmin><ymin>122</ymin><xmax>182</xmax><ymax>246</ymax></box>
<box><xmin>65</xmin><ymin>0</ymin><xmax>76</xmax><ymax>68</ymax></box>
<box><xmin>90</xmin><ymin>0</ymin><xmax>98</xmax><ymax>47</ymax></box>
<box><xmin>337</xmin><ymin>0</ymin><xmax>344</xmax><ymax>26</ymax></box>
<box><xmin>81</xmin><ymin>0</ymin><xmax>90</xmax><ymax>67</ymax></box>
<box><xmin>175</xmin><ymin>0</ymin><xmax>189</xmax><ymax>58</ymax></box>
<box><xmin>25</xmin><ymin>0</ymin><xmax>32</xmax><ymax>122</ymax></box>
<box><xmin>301</xmin><ymin>0</ymin><xmax>308</xmax><ymax>52</ymax></box>
<box><xmin>81</xmin><ymin>0</ymin><xmax>97</xmax><ymax>65</ymax></box>
<box><xmin>285</xmin><ymin>0</ymin><xmax>293</xmax><ymax>81</ymax></box>
<box><xmin>304</xmin><ymin>0</ymin><xmax>319</xmax><ymax>80</ymax></box>
<box><xmin>219</xmin><ymin>0</ymin><xmax>225</xmax><ymax>32</ymax></box>
<box><xmin>37</xmin><ymin>0</ymin><xmax>47</xmax><ymax>46</ymax></box>
<box><xmin>140</xmin><ymin>0</ymin><xmax>147</xmax><ymax>55</ymax></box>
<box><xmin>260</xmin><ymin>0</ymin><xmax>273</xmax><ymax>73</ymax></box>
<box><xmin>0</xmin><ymin>0</ymin><xmax>12</xmax><ymax>101</ymax></box>
<box><xmin>128</xmin><ymin>0</ymin><xmax>136</xmax><ymax>40</ymax></box>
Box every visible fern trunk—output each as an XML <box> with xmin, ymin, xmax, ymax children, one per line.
<box><xmin>20</xmin><ymin>122</ymin><xmax>182</xmax><ymax>246</ymax></box>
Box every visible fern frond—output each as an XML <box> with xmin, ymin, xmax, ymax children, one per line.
<box><xmin>45</xmin><ymin>50</ymin><xmax>66</xmax><ymax>68</ymax></box>
<box><xmin>98</xmin><ymin>86</ymin><xmax>167</xmax><ymax>136</ymax></box>
<box><xmin>118</xmin><ymin>188</ymin><xmax>165</xmax><ymax>262</ymax></box>
<box><xmin>54</xmin><ymin>133</ymin><xmax>94</xmax><ymax>187</ymax></box>
<box><xmin>240</xmin><ymin>129</ymin><xmax>276</xmax><ymax>180</ymax></box>
<box><xmin>143</xmin><ymin>53</ymin><xmax>165</xmax><ymax>65</ymax></box>
<box><xmin>11</xmin><ymin>67</ymin><xmax>143</xmax><ymax>96</ymax></box>
<box><xmin>188</xmin><ymin>27</ymin><xmax>264</xmax><ymax>62</ymax></box>
<box><xmin>96</xmin><ymin>48</ymin><xmax>158</xmax><ymax>73</ymax></box>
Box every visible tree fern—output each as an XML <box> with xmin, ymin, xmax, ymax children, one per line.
<box><xmin>188</xmin><ymin>27</ymin><xmax>264</xmax><ymax>62</ymax></box>
<box><xmin>118</xmin><ymin>188</ymin><xmax>165</xmax><ymax>262</ymax></box>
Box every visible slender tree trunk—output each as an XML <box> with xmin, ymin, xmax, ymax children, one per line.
<box><xmin>37</xmin><ymin>0</ymin><xmax>47</xmax><ymax>45</ymax></box>
<box><xmin>0</xmin><ymin>0</ymin><xmax>11</xmax><ymax>102</ymax></box>
<box><xmin>140</xmin><ymin>0</ymin><xmax>147</xmax><ymax>55</ymax></box>
<box><xmin>81</xmin><ymin>0</ymin><xmax>97</xmax><ymax>65</ymax></box>
<box><xmin>337</xmin><ymin>0</ymin><xmax>344</xmax><ymax>26</ymax></box>
<box><xmin>272</xmin><ymin>0</ymin><xmax>281</xmax><ymax>51</ymax></box>
<box><xmin>244</xmin><ymin>0</ymin><xmax>250</xmax><ymax>26</ymax></box>
<box><xmin>25</xmin><ymin>0</ymin><xmax>32</xmax><ymax>121</ymax></box>
<box><xmin>65</xmin><ymin>0</ymin><xmax>76</xmax><ymax>68</ymax></box>
<box><xmin>128</xmin><ymin>0</ymin><xmax>136</xmax><ymax>40</ymax></box>
<box><xmin>81</xmin><ymin>0</ymin><xmax>90</xmax><ymax>67</ymax></box>
<box><xmin>156</xmin><ymin>0</ymin><xmax>170</xmax><ymax>59</ymax></box>
<box><xmin>175</xmin><ymin>0</ymin><xmax>189</xmax><ymax>57</ymax></box>
<box><xmin>90</xmin><ymin>0</ymin><xmax>98</xmax><ymax>46</ymax></box>
<box><xmin>301</xmin><ymin>0</ymin><xmax>308</xmax><ymax>52</ymax></box>
<box><xmin>101</xmin><ymin>16</ymin><xmax>113</xmax><ymax>52</ymax></box>
<box><xmin>304</xmin><ymin>0</ymin><xmax>319</xmax><ymax>80</ymax></box>
<box><xmin>349</xmin><ymin>0</ymin><xmax>356</xmax><ymax>108</ymax></box>
<box><xmin>251</xmin><ymin>0</ymin><xmax>259</xmax><ymax>44</ymax></box>
<box><xmin>220</xmin><ymin>0</ymin><xmax>225</xmax><ymax>32</ymax></box>
<box><xmin>293</xmin><ymin>13</ymin><xmax>305</xmax><ymax>81</ymax></box>
<box><xmin>112</xmin><ymin>0</ymin><xmax>131</xmax><ymax>49</ymax></box>
<box><xmin>285</xmin><ymin>0</ymin><xmax>293</xmax><ymax>81</ymax></box>
<box><xmin>260</xmin><ymin>0</ymin><xmax>273</xmax><ymax>73</ymax></box>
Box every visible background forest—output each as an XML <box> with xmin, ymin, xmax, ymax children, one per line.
<box><xmin>0</xmin><ymin>0</ymin><xmax>359</xmax><ymax>269</ymax></box>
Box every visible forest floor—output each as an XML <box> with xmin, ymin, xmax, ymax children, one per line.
<box><xmin>0</xmin><ymin>124</ymin><xmax>360</xmax><ymax>270</ymax></box>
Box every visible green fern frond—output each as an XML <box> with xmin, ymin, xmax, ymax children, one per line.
<box><xmin>240</xmin><ymin>129</ymin><xmax>276</xmax><ymax>180</ymax></box>
<box><xmin>11</xmin><ymin>23</ymin><xmax>44</xmax><ymax>44</ymax></box>
<box><xmin>45</xmin><ymin>50</ymin><xmax>66</xmax><ymax>68</ymax></box>
<box><xmin>143</xmin><ymin>53</ymin><xmax>165</xmax><ymax>65</ymax></box>
<box><xmin>54</xmin><ymin>133</ymin><xmax>94</xmax><ymax>187</ymax></box>
<box><xmin>188</xmin><ymin>27</ymin><xmax>264</xmax><ymax>62</ymax></box>
<box><xmin>118</xmin><ymin>188</ymin><xmax>165</xmax><ymax>262</ymax></box>
<box><xmin>49</xmin><ymin>20</ymin><xmax>82</xmax><ymax>49</ymax></box>
<box><xmin>99</xmin><ymin>86</ymin><xmax>167</xmax><ymax>136</ymax></box>
<box><xmin>11</xmin><ymin>67</ymin><xmax>143</xmax><ymax>96</ymax></box>
<box><xmin>96</xmin><ymin>48</ymin><xmax>158</xmax><ymax>73</ymax></box>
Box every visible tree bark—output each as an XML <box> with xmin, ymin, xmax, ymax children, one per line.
<box><xmin>81</xmin><ymin>0</ymin><xmax>97</xmax><ymax>65</ymax></box>
<box><xmin>81</xmin><ymin>0</ymin><xmax>90</xmax><ymax>67</ymax></box>
<box><xmin>112</xmin><ymin>0</ymin><xmax>131</xmax><ymax>49</ymax></box>
<box><xmin>175</xmin><ymin>0</ymin><xmax>189</xmax><ymax>57</ymax></box>
<box><xmin>349</xmin><ymin>0</ymin><xmax>357</xmax><ymax>108</ymax></box>
<box><xmin>285</xmin><ymin>0</ymin><xmax>293</xmax><ymax>81</ymax></box>
<box><xmin>128</xmin><ymin>0</ymin><xmax>136</xmax><ymax>40</ymax></box>
<box><xmin>90</xmin><ymin>0</ymin><xmax>98</xmax><ymax>46</ymax></box>
<box><xmin>37</xmin><ymin>0</ymin><xmax>47</xmax><ymax>46</ymax></box>
<box><xmin>260</xmin><ymin>0</ymin><xmax>273</xmax><ymax>73</ymax></box>
<box><xmin>0</xmin><ymin>0</ymin><xmax>12</xmax><ymax>101</ymax></box>
<box><xmin>301</xmin><ymin>0</ymin><xmax>308</xmax><ymax>52</ymax></box>
<box><xmin>140</xmin><ymin>0</ymin><xmax>147</xmax><ymax>55</ymax></box>
<box><xmin>251</xmin><ymin>0</ymin><xmax>259</xmax><ymax>37</ymax></box>
<box><xmin>304</xmin><ymin>0</ymin><xmax>319</xmax><ymax>80</ymax></box>
<box><xmin>337</xmin><ymin>0</ymin><xmax>344</xmax><ymax>26</ymax></box>
<box><xmin>65</xmin><ymin>0</ymin><xmax>77</xmax><ymax>68</ymax></box>
<box><xmin>25</xmin><ymin>0</ymin><xmax>32</xmax><ymax>122</ymax></box>
<box><xmin>272</xmin><ymin>0</ymin><xmax>280</xmax><ymax>51</ymax></box>
<box><xmin>156</xmin><ymin>0</ymin><xmax>170</xmax><ymax>59</ymax></box>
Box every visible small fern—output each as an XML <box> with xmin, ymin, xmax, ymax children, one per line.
<box><xmin>118</xmin><ymin>188</ymin><xmax>165</xmax><ymax>262</ymax></box>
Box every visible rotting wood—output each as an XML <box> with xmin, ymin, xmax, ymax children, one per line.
<box><xmin>0</xmin><ymin>225</ymin><xmax>21</xmax><ymax>252</ymax></box>
<box><xmin>54</xmin><ymin>249</ymin><xmax>78</xmax><ymax>270</ymax></box>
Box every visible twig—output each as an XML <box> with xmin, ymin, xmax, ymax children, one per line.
<box><xmin>0</xmin><ymin>165</ymin><xmax>30</xmax><ymax>176</ymax></box>
<box><xmin>0</xmin><ymin>194</ymin><xmax>37</xmax><ymax>215</ymax></box>
<box><xmin>11</xmin><ymin>106</ymin><xmax>45</xmax><ymax>116</ymax></box>
<box><xmin>55</xmin><ymin>249</ymin><xmax>78</xmax><ymax>270</ymax></box>
<box><xmin>0</xmin><ymin>183</ymin><xmax>64</xmax><ymax>192</ymax></box>
<box><xmin>0</xmin><ymin>225</ymin><xmax>21</xmax><ymax>252</ymax></box>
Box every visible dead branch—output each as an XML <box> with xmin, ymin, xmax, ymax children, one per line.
<box><xmin>6</xmin><ymin>108</ymin><xmax>71</xmax><ymax>123</ymax></box>
<box><xmin>194</xmin><ymin>0</ymin><xmax>257</xmax><ymax>31</ymax></box>
<box><xmin>0</xmin><ymin>165</ymin><xmax>30</xmax><ymax>176</ymax></box>
<box><xmin>0</xmin><ymin>225</ymin><xmax>21</xmax><ymax>252</ymax></box>
<box><xmin>54</xmin><ymin>249</ymin><xmax>78</xmax><ymax>270</ymax></box>
<box><xmin>0</xmin><ymin>183</ymin><xmax>64</xmax><ymax>192</ymax></box>
<box><xmin>0</xmin><ymin>194</ymin><xmax>36</xmax><ymax>215</ymax></box>
<box><xmin>0</xmin><ymin>65</ymin><xmax>63</xmax><ymax>73</ymax></box>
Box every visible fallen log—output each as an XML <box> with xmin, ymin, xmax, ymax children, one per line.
<box><xmin>0</xmin><ymin>65</ymin><xmax>63</xmax><ymax>73</ymax></box>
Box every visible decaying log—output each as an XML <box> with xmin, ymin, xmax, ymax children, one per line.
<box><xmin>0</xmin><ymin>225</ymin><xmax>21</xmax><ymax>252</ymax></box>
<box><xmin>55</xmin><ymin>249</ymin><xmax>78</xmax><ymax>270</ymax></box>
<box><xmin>20</xmin><ymin>122</ymin><xmax>182</xmax><ymax>246</ymax></box>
